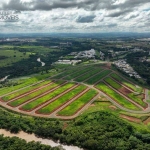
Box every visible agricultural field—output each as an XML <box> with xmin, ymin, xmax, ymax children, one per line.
<box><xmin>95</xmin><ymin>81</ymin><xmax>141</xmax><ymax>111</ymax></box>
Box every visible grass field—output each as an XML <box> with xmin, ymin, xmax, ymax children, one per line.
<box><xmin>95</xmin><ymin>82</ymin><xmax>140</xmax><ymax>110</ymax></box>
<box><xmin>8</xmin><ymin>81</ymin><xmax>65</xmax><ymax>107</ymax></box>
<box><xmin>0</xmin><ymin>49</ymin><xmax>30</xmax><ymax>67</ymax></box>
<box><xmin>104</xmin><ymin>77</ymin><xmax>146</xmax><ymax>108</ymax></box>
<box><xmin>0</xmin><ymin>73</ymin><xmax>57</xmax><ymax>97</ymax></box>
<box><xmin>104</xmin><ymin>77</ymin><xmax>122</xmax><ymax>89</ymax></box>
<box><xmin>63</xmin><ymin>67</ymin><xmax>93</xmax><ymax>80</ymax></box>
<box><xmin>2</xmin><ymin>80</ymin><xmax>51</xmax><ymax>101</ymax></box>
<box><xmin>111</xmin><ymin>73</ymin><xmax>143</xmax><ymax>93</ymax></box>
<box><xmin>74</xmin><ymin>68</ymin><xmax>103</xmax><ymax>82</ymax></box>
<box><xmin>38</xmin><ymin>85</ymin><xmax>87</xmax><ymax>114</ymax></box>
<box><xmin>21</xmin><ymin>83</ymin><xmax>75</xmax><ymax>111</ymax></box>
<box><xmin>52</xmin><ymin>67</ymin><xmax>84</xmax><ymax>79</ymax></box>
<box><xmin>128</xmin><ymin>93</ymin><xmax>146</xmax><ymax>108</ymax></box>
<box><xmin>57</xmin><ymin>89</ymin><xmax>98</xmax><ymax>116</ymax></box>
<box><xmin>85</xmin><ymin>70</ymin><xmax>112</xmax><ymax>85</ymax></box>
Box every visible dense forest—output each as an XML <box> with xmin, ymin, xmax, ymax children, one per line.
<box><xmin>1</xmin><ymin>107</ymin><xmax>150</xmax><ymax>150</ymax></box>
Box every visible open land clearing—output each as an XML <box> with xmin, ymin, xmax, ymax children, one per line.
<box><xmin>0</xmin><ymin>64</ymin><xmax>150</xmax><ymax>119</ymax></box>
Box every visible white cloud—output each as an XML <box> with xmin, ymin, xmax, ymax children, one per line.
<box><xmin>0</xmin><ymin>0</ymin><xmax>150</xmax><ymax>33</ymax></box>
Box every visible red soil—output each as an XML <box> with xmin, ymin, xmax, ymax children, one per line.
<box><xmin>120</xmin><ymin>115</ymin><xmax>141</xmax><ymax>123</ymax></box>
<box><xmin>143</xmin><ymin>117</ymin><xmax>150</xmax><ymax>125</ymax></box>
<box><xmin>118</xmin><ymin>87</ymin><xmax>132</xmax><ymax>95</ymax></box>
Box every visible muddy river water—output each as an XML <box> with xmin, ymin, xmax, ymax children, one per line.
<box><xmin>0</xmin><ymin>129</ymin><xmax>83</xmax><ymax>150</ymax></box>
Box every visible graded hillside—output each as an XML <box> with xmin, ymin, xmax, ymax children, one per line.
<box><xmin>0</xmin><ymin>63</ymin><xmax>150</xmax><ymax>119</ymax></box>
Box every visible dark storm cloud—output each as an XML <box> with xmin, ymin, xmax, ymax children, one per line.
<box><xmin>76</xmin><ymin>15</ymin><xmax>96</xmax><ymax>23</ymax></box>
<box><xmin>1</xmin><ymin>0</ymin><xmax>150</xmax><ymax>18</ymax></box>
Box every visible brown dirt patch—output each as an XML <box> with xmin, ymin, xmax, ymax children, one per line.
<box><xmin>63</xmin><ymin>122</ymin><xmax>68</xmax><ymax>130</ymax></box>
<box><xmin>119</xmin><ymin>87</ymin><xmax>132</xmax><ymax>95</ymax></box>
<box><xmin>143</xmin><ymin>117</ymin><xmax>150</xmax><ymax>125</ymax></box>
<box><xmin>120</xmin><ymin>115</ymin><xmax>141</xmax><ymax>123</ymax></box>
<box><xmin>89</xmin><ymin>104</ymin><xmax>95</xmax><ymax>107</ymax></box>
<box><xmin>109</xmin><ymin>105</ymin><xmax>117</xmax><ymax>110</ymax></box>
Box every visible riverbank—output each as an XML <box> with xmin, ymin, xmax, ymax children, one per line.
<box><xmin>0</xmin><ymin>129</ymin><xmax>83</xmax><ymax>150</ymax></box>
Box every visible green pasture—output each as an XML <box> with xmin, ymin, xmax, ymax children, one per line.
<box><xmin>8</xmin><ymin>80</ymin><xmax>64</xmax><ymax>107</ymax></box>
<box><xmin>21</xmin><ymin>83</ymin><xmax>75</xmax><ymax>111</ymax></box>
<box><xmin>95</xmin><ymin>82</ymin><xmax>140</xmax><ymax>111</ymax></box>
<box><xmin>58</xmin><ymin>89</ymin><xmax>98</xmax><ymax>116</ymax></box>
<box><xmin>85</xmin><ymin>70</ymin><xmax>112</xmax><ymax>85</ymax></box>
<box><xmin>38</xmin><ymin>85</ymin><xmax>87</xmax><ymax>114</ymax></box>
<box><xmin>0</xmin><ymin>50</ymin><xmax>30</xmax><ymax>67</ymax></box>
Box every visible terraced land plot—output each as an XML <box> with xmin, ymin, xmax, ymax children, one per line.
<box><xmin>21</xmin><ymin>83</ymin><xmax>75</xmax><ymax>111</ymax></box>
<box><xmin>8</xmin><ymin>80</ymin><xmax>65</xmax><ymax>107</ymax></box>
<box><xmin>0</xmin><ymin>74</ymin><xmax>52</xmax><ymax>96</ymax></box>
<box><xmin>38</xmin><ymin>85</ymin><xmax>87</xmax><ymax>114</ymax></box>
<box><xmin>111</xmin><ymin>73</ymin><xmax>143</xmax><ymax>93</ymax></box>
<box><xmin>74</xmin><ymin>68</ymin><xmax>103</xmax><ymax>82</ymax></box>
<box><xmin>52</xmin><ymin>67</ymin><xmax>86</xmax><ymax>79</ymax></box>
<box><xmin>85</xmin><ymin>70</ymin><xmax>112</xmax><ymax>85</ymax></box>
<box><xmin>57</xmin><ymin>89</ymin><xmax>98</xmax><ymax>116</ymax></box>
<box><xmin>95</xmin><ymin>81</ymin><xmax>141</xmax><ymax>110</ymax></box>
<box><xmin>104</xmin><ymin>77</ymin><xmax>147</xmax><ymax>108</ymax></box>
<box><xmin>63</xmin><ymin>67</ymin><xmax>93</xmax><ymax>80</ymax></box>
<box><xmin>2</xmin><ymin>80</ymin><xmax>52</xmax><ymax>102</ymax></box>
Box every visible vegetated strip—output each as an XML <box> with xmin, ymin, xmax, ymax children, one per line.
<box><xmin>57</xmin><ymin>89</ymin><xmax>98</xmax><ymax>116</ymax></box>
<box><xmin>21</xmin><ymin>83</ymin><xmax>75</xmax><ymax>111</ymax></box>
<box><xmin>74</xmin><ymin>68</ymin><xmax>103</xmax><ymax>82</ymax></box>
<box><xmin>111</xmin><ymin>73</ymin><xmax>143</xmax><ymax>93</ymax></box>
<box><xmin>2</xmin><ymin>80</ymin><xmax>52</xmax><ymax>102</ymax></box>
<box><xmin>85</xmin><ymin>69</ymin><xmax>112</xmax><ymax>85</ymax></box>
<box><xmin>37</xmin><ymin>85</ymin><xmax>87</xmax><ymax>114</ymax></box>
<box><xmin>104</xmin><ymin>77</ymin><xmax>122</xmax><ymax>90</ymax></box>
<box><xmin>63</xmin><ymin>67</ymin><xmax>93</xmax><ymax>80</ymax></box>
<box><xmin>8</xmin><ymin>80</ymin><xmax>65</xmax><ymax>107</ymax></box>
<box><xmin>52</xmin><ymin>66</ymin><xmax>86</xmax><ymax>79</ymax></box>
<box><xmin>0</xmin><ymin>74</ymin><xmax>51</xmax><ymax>96</ymax></box>
<box><xmin>95</xmin><ymin>81</ymin><xmax>140</xmax><ymax>111</ymax></box>
<box><xmin>104</xmin><ymin>77</ymin><xmax>147</xmax><ymax>108</ymax></box>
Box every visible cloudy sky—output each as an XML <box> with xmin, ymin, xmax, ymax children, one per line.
<box><xmin>0</xmin><ymin>0</ymin><xmax>150</xmax><ymax>33</ymax></box>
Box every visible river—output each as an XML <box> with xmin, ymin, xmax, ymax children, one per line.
<box><xmin>37</xmin><ymin>58</ymin><xmax>45</xmax><ymax>67</ymax></box>
<box><xmin>0</xmin><ymin>129</ymin><xmax>83</xmax><ymax>150</ymax></box>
